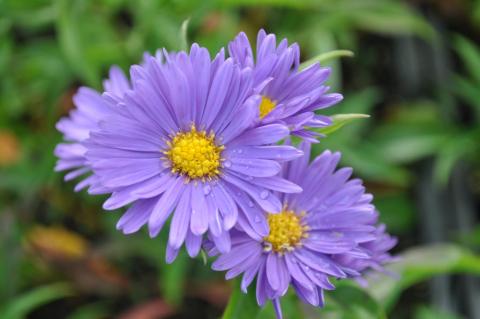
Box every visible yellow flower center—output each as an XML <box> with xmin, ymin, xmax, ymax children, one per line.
<box><xmin>264</xmin><ymin>209</ymin><xmax>308</xmax><ymax>253</ymax></box>
<box><xmin>259</xmin><ymin>96</ymin><xmax>276</xmax><ymax>119</ymax></box>
<box><xmin>165</xmin><ymin>125</ymin><xmax>223</xmax><ymax>180</ymax></box>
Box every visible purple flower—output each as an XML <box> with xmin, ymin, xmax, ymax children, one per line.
<box><xmin>228</xmin><ymin>30</ymin><xmax>343</xmax><ymax>142</ymax></box>
<box><xmin>208</xmin><ymin>143</ymin><xmax>396</xmax><ymax>318</ymax></box>
<box><xmin>84</xmin><ymin>44</ymin><xmax>304</xmax><ymax>262</ymax></box>
<box><xmin>332</xmin><ymin>223</ymin><xmax>398</xmax><ymax>287</ymax></box>
<box><xmin>54</xmin><ymin>66</ymin><xmax>131</xmax><ymax>191</ymax></box>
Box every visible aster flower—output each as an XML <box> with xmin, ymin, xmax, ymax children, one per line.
<box><xmin>54</xmin><ymin>66</ymin><xmax>131</xmax><ymax>191</ymax></box>
<box><xmin>208</xmin><ymin>143</ymin><xmax>396</xmax><ymax>318</ymax></box>
<box><xmin>332</xmin><ymin>223</ymin><xmax>398</xmax><ymax>286</ymax></box>
<box><xmin>84</xmin><ymin>44</ymin><xmax>304</xmax><ymax>262</ymax></box>
<box><xmin>228</xmin><ymin>30</ymin><xmax>343</xmax><ymax>142</ymax></box>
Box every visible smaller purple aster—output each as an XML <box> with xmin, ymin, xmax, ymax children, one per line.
<box><xmin>207</xmin><ymin>143</ymin><xmax>396</xmax><ymax>319</ymax></box>
<box><xmin>332</xmin><ymin>223</ymin><xmax>398</xmax><ymax>287</ymax></box>
<box><xmin>54</xmin><ymin>66</ymin><xmax>132</xmax><ymax>191</ymax></box>
<box><xmin>228</xmin><ymin>30</ymin><xmax>343</xmax><ymax>142</ymax></box>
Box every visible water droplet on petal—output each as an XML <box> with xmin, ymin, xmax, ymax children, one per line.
<box><xmin>254</xmin><ymin>215</ymin><xmax>262</xmax><ymax>223</ymax></box>
<box><xmin>203</xmin><ymin>185</ymin><xmax>211</xmax><ymax>195</ymax></box>
<box><xmin>237</xmin><ymin>149</ymin><xmax>243</xmax><ymax>154</ymax></box>
<box><xmin>247</xmin><ymin>201</ymin><xmax>254</xmax><ymax>207</ymax></box>
<box><xmin>224</xmin><ymin>160</ymin><xmax>232</xmax><ymax>168</ymax></box>
<box><xmin>260</xmin><ymin>190</ymin><xmax>269</xmax><ymax>199</ymax></box>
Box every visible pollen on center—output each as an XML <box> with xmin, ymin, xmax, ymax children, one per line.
<box><xmin>165</xmin><ymin>125</ymin><xmax>224</xmax><ymax>180</ymax></box>
<box><xmin>259</xmin><ymin>96</ymin><xmax>276</xmax><ymax>119</ymax></box>
<box><xmin>264</xmin><ymin>208</ymin><xmax>308</xmax><ymax>253</ymax></box>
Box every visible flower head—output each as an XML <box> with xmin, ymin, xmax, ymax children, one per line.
<box><xmin>208</xmin><ymin>143</ymin><xmax>396</xmax><ymax>318</ymax></box>
<box><xmin>84</xmin><ymin>44</ymin><xmax>304</xmax><ymax>262</ymax></box>
<box><xmin>228</xmin><ymin>30</ymin><xmax>343</xmax><ymax>142</ymax></box>
<box><xmin>54</xmin><ymin>66</ymin><xmax>131</xmax><ymax>191</ymax></box>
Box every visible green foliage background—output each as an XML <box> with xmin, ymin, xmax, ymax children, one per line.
<box><xmin>0</xmin><ymin>0</ymin><xmax>479</xmax><ymax>318</ymax></box>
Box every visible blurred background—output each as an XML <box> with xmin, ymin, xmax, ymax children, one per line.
<box><xmin>1</xmin><ymin>0</ymin><xmax>480</xmax><ymax>318</ymax></box>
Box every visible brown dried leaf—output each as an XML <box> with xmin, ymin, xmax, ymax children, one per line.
<box><xmin>0</xmin><ymin>130</ymin><xmax>21</xmax><ymax>167</ymax></box>
<box><xmin>26</xmin><ymin>226</ymin><xmax>88</xmax><ymax>261</ymax></box>
<box><xmin>188</xmin><ymin>280</ymin><xmax>231</xmax><ymax>308</ymax></box>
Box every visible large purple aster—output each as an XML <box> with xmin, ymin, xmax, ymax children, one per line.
<box><xmin>84</xmin><ymin>44</ymin><xmax>304</xmax><ymax>262</ymax></box>
<box><xmin>208</xmin><ymin>143</ymin><xmax>396</xmax><ymax>318</ymax></box>
<box><xmin>228</xmin><ymin>30</ymin><xmax>343</xmax><ymax>142</ymax></box>
<box><xmin>54</xmin><ymin>66</ymin><xmax>131</xmax><ymax>191</ymax></box>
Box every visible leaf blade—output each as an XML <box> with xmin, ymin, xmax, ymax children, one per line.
<box><xmin>315</xmin><ymin>113</ymin><xmax>370</xmax><ymax>136</ymax></box>
<box><xmin>299</xmin><ymin>50</ymin><xmax>354</xmax><ymax>70</ymax></box>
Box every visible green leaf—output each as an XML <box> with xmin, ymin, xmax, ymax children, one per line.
<box><xmin>453</xmin><ymin>75</ymin><xmax>480</xmax><ymax>109</ymax></box>
<box><xmin>374</xmin><ymin>192</ymin><xmax>416</xmax><ymax>234</ymax></box>
<box><xmin>0</xmin><ymin>283</ymin><xmax>74</xmax><ymax>319</ymax></box>
<box><xmin>160</xmin><ymin>252</ymin><xmax>189</xmax><ymax>305</ymax></box>
<box><xmin>299</xmin><ymin>50</ymin><xmax>354</xmax><ymax>70</ymax></box>
<box><xmin>178</xmin><ymin>19</ymin><xmax>190</xmax><ymax>51</ymax></box>
<box><xmin>221</xmin><ymin>280</ymin><xmax>260</xmax><ymax>319</ymax></box>
<box><xmin>303</xmin><ymin>29</ymin><xmax>343</xmax><ymax>91</ymax></box>
<box><xmin>219</xmin><ymin>0</ymin><xmax>317</xmax><ymax>9</ymax></box>
<box><xmin>350</xmin><ymin>5</ymin><xmax>435</xmax><ymax>39</ymax></box>
<box><xmin>366</xmin><ymin>244</ymin><xmax>480</xmax><ymax>311</ymax></box>
<box><xmin>415</xmin><ymin>306</ymin><xmax>465</xmax><ymax>319</ymax></box>
<box><xmin>452</xmin><ymin>74</ymin><xmax>480</xmax><ymax>122</ymax></box>
<box><xmin>315</xmin><ymin>113</ymin><xmax>370</xmax><ymax>136</ymax></box>
<box><xmin>433</xmin><ymin>133</ymin><xmax>476</xmax><ymax>185</ymax></box>
<box><xmin>454</xmin><ymin>35</ymin><xmax>480</xmax><ymax>86</ymax></box>
<box><xmin>334</xmin><ymin>88</ymin><xmax>381</xmax><ymax>115</ymax></box>
<box><xmin>370</xmin><ymin>126</ymin><xmax>447</xmax><ymax>164</ymax></box>
<box><xmin>319</xmin><ymin>282</ymin><xmax>387</xmax><ymax>319</ymax></box>
<box><xmin>458</xmin><ymin>225</ymin><xmax>480</xmax><ymax>249</ymax></box>
<box><xmin>56</xmin><ymin>0</ymin><xmax>99</xmax><ymax>87</ymax></box>
<box><xmin>312</xmin><ymin>138</ymin><xmax>411</xmax><ymax>187</ymax></box>
<box><xmin>67</xmin><ymin>302</ymin><xmax>109</xmax><ymax>319</ymax></box>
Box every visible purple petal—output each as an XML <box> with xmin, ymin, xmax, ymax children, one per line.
<box><xmin>266</xmin><ymin>254</ymin><xmax>290</xmax><ymax>295</ymax></box>
<box><xmin>294</xmin><ymin>249</ymin><xmax>346</xmax><ymax>278</ymax></box>
<box><xmin>212</xmin><ymin>182</ymin><xmax>238</xmax><ymax>230</ymax></box>
<box><xmin>225</xmin><ymin>145</ymin><xmax>303</xmax><ymax>162</ymax></box>
<box><xmin>212</xmin><ymin>241</ymin><xmax>260</xmax><ymax>271</ymax></box>
<box><xmin>116</xmin><ymin>198</ymin><xmax>156</xmax><ymax>234</ymax></box>
<box><xmin>190</xmin><ymin>184</ymin><xmax>209</xmax><ymax>236</ymax></box>
<box><xmin>272</xmin><ymin>298</ymin><xmax>284</xmax><ymax>319</ymax></box>
<box><xmin>166</xmin><ymin>244</ymin><xmax>180</xmax><ymax>264</ymax></box>
<box><xmin>211</xmin><ymin>229</ymin><xmax>231</xmax><ymax>254</ymax></box>
<box><xmin>168</xmin><ymin>185</ymin><xmax>192</xmax><ymax>249</ymax></box>
<box><xmin>148</xmin><ymin>177</ymin><xmax>184</xmax><ymax>236</ymax></box>
<box><xmin>248</xmin><ymin>176</ymin><xmax>302</xmax><ymax>193</ymax></box>
<box><xmin>228</xmin><ymin>158</ymin><xmax>281</xmax><ymax>177</ymax></box>
<box><xmin>223</xmin><ymin>172</ymin><xmax>282</xmax><ymax>213</ymax></box>
<box><xmin>185</xmin><ymin>231</ymin><xmax>202</xmax><ymax>258</ymax></box>
<box><xmin>284</xmin><ymin>254</ymin><xmax>315</xmax><ymax>291</ymax></box>
<box><xmin>230</xmin><ymin>124</ymin><xmax>289</xmax><ymax>146</ymax></box>
<box><xmin>241</xmin><ymin>257</ymin><xmax>263</xmax><ymax>293</ymax></box>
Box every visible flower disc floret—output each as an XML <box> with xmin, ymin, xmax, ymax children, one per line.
<box><xmin>165</xmin><ymin>126</ymin><xmax>223</xmax><ymax>180</ymax></box>
<box><xmin>259</xmin><ymin>96</ymin><xmax>276</xmax><ymax>119</ymax></box>
<box><xmin>264</xmin><ymin>209</ymin><xmax>307</xmax><ymax>253</ymax></box>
